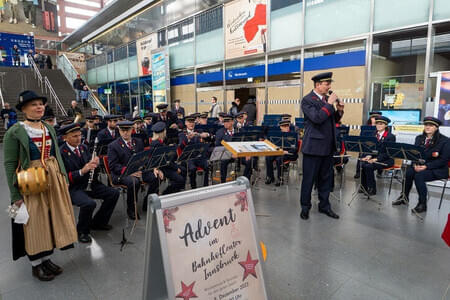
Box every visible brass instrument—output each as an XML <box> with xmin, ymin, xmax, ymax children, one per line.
<box><xmin>74</xmin><ymin>112</ymin><xmax>83</xmax><ymax>124</ymax></box>
<box><xmin>85</xmin><ymin>137</ymin><xmax>99</xmax><ymax>192</ymax></box>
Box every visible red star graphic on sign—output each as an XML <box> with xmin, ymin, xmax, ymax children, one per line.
<box><xmin>234</xmin><ymin>192</ymin><xmax>248</xmax><ymax>212</ymax></box>
<box><xmin>176</xmin><ymin>281</ymin><xmax>197</xmax><ymax>300</ymax></box>
<box><xmin>239</xmin><ymin>251</ymin><xmax>259</xmax><ymax>281</ymax></box>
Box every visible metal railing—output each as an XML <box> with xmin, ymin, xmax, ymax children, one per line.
<box><xmin>29</xmin><ymin>57</ymin><xmax>67</xmax><ymax>116</ymax></box>
<box><xmin>57</xmin><ymin>54</ymin><xmax>107</xmax><ymax>116</ymax></box>
<box><xmin>44</xmin><ymin>77</ymin><xmax>67</xmax><ymax>116</ymax></box>
<box><xmin>0</xmin><ymin>87</ymin><xmax>4</xmax><ymax>108</ymax></box>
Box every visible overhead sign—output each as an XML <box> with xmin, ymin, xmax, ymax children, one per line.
<box><xmin>143</xmin><ymin>178</ymin><xmax>268</xmax><ymax>300</ymax></box>
<box><xmin>136</xmin><ymin>33</ymin><xmax>158</xmax><ymax>76</ymax></box>
<box><xmin>0</xmin><ymin>32</ymin><xmax>34</xmax><ymax>67</ymax></box>
<box><xmin>224</xmin><ymin>0</ymin><xmax>267</xmax><ymax>60</ymax></box>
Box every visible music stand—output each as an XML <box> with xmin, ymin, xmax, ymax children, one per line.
<box><xmin>147</xmin><ymin>145</ymin><xmax>178</xmax><ymax>170</ymax></box>
<box><xmin>209</xmin><ymin>146</ymin><xmax>233</xmax><ymax>184</ymax></box>
<box><xmin>231</xmin><ymin>132</ymin><xmax>262</xmax><ymax>185</ymax></box>
<box><xmin>267</xmin><ymin>132</ymin><xmax>298</xmax><ymax>186</ymax></box>
<box><xmin>384</xmin><ymin>142</ymin><xmax>424</xmax><ymax>217</ymax></box>
<box><xmin>343</xmin><ymin>136</ymin><xmax>380</xmax><ymax>206</ymax></box>
<box><xmin>177</xmin><ymin>143</ymin><xmax>210</xmax><ymax>187</ymax></box>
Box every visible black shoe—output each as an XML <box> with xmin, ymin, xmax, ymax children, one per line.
<box><xmin>275</xmin><ymin>178</ymin><xmax>282</xmax><ymax>187</ymax></box>
<box><xmin>412</xmin><ymin>203</ymin><xmax>427</xmax><ymax>213</ymax></box>
<box><xmin>91</xmin><ymin>224</ymin><xmax>113</xmax><ymax>231</ymax></box>
<box><xmin>265</xmin><ymin>177</ymin><xmax>274</xmax><ymax>185</ymax></box>
<box><xmin>32</xmin><ymin>264</ymin><xmax>55</xmax><ymax>281</ymax></box>
<box><xmin>78</xmin><ymin>233</ymin><xmax>92</xmax><ymax>243</ymax></box>
<box><xmin>318</xmin><ymin>208</ymin><xmax>339</xmax><ymax>219</ymax></box>
<box><xmin>42</xmin><ymin>259</ymin><xmax>63</xmax><ymax>276</ymax></box>
<box><xmin>367</xmin><ymin>188</ymin><xmax>376</xmax><ymax>196</ymax></box>
<box><xmin>300</xmin><ymin>210</ymin><xmax>309</xmax><ymax>220</ymax></box>
<box><xmin>354</xmin><ymin>173</ymin><xmax>360</xmax><ymax>179</ymax></box>
<box><xmin>392</xmin><ymin>195</ymin><xmax>408</xmax><ymax>206</ymax></box>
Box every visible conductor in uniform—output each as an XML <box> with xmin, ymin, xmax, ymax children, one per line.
<box><xmin>300</xmin><ymin>72</ymin><xmax>340</xmax><ymax>220</ymax></box>
<box><xmin>59</xmin><ymin>123</ymin><xmax>119</xmax><ymax>243</ymax></box>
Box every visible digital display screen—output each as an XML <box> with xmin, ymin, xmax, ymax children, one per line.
<box><xmin>377</xmin><ymin>110</ymin><xmax>421</xmax><ymax>124</ymax></box>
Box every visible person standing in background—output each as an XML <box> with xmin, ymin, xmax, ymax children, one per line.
<box><xmin>229</xmin><ymin>98</ymin><xmax>239</xmax><ymax>117</ymax></box>
<box><xmin>171</xmin><ymin>99</ymin><xmax>185</xmax><ymax>118</ymax></box>
<box><xmin>73</xmin><ymin>74</ymin><xmax>86</xmax><ymax>103</ymax></box>
<box><xmin>23</xmin><ymin>0</ymin><xmax>38</xmax><ymax>28</ymax></box>
<box><xmin>8</xmin><ymin>0</ymin><xmax>18</xmax><ymax>24</ymax></box>
<box><xmin>210</xmin><ymin>96</ymin><xmax>222</xmax><ymax>118</ymax></box>
<box><xmin>46</xmin><ymin>55</ymin><xmax>53</xmax><ymax>69</ymax></box>
<box><xmin>241</xmin><ymin>97</ymin><xmax>257</xmax><ymax>125</ymax></box>
<box><xmin>80</xmin><ymin>86</ymin><xmax>89</xmax><ymax>109</ymax></box>
<box><xmin>12</xmin><ymin>45</ymin><xmax>20</xmax><ymax>67</ymax></box>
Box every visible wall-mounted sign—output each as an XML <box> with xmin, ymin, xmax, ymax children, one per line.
<box><xmin>0</xmin><ymin>32</ymin><xmax>34</xmax><ymax>67</ymax></box>
<box><xmin>224</xmin><ymin>0</ymin><xmax>267</xmax><ymax>60</ymax></box>
<box><xmin>137</xmin><ymin>33</ymin><xmax>158</xmax><ymax>76</ymax></box>
<box><xmin>151</xmin><ymin>48</ymin><xmax>170</xmax><ymax>108</ymax></box>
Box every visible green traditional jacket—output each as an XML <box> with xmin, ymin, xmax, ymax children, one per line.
<box><xmin>3</xmin><ymin>122</ymin><xmax>68</xmax><ymax>203</ymax></box>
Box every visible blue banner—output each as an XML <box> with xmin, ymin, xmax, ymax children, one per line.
<box><xmin>0</xmin><ymin>32</ymin><xmax>35</xmax><ymax>67</ymax></box>
<box><xmin>151</xmin><ymin>50</ymin><xmax>169</xmax><ymax>105</ymax></box>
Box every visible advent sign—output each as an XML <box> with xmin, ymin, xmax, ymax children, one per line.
<box><xmin>146</xmin><ymin>178</ymin><xmax>268</xmax><ymax>300</ymax></box>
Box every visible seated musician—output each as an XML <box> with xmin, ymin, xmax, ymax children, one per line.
<box><xmin>178</xmin><ymin>115</ymin><xmax>210</xmax><ymax>189</ymax></box>
<box><xmin>392</xmin><ymin>117</ymin><xmax>450</xmax><ymax>213</ymax></box>
<box><xmin>107</xmin><ymin>121</ymin><xmax>160</xmax><ymax>219</ymax></box>
<box><xmin>42</xmin><ymin>115</ymin><xmax>56</xmax><ymax>127</ymax></box>
<box><xmin>56</xmin><ymin>117</ymin><xmax>74</xmax><ymax>146</ymax></box>
<box><xmin>216</xmin><ymin>112</ymin><xmax>226</xmax><ymax>126</ymax></box>
<box><xmin>150</xmin><ymin>122</ymin><xmax>185</xmax><ymax>195</ymax></box>
<box><xmin>155</xmin><ymin>103</ymin><xmax>178</xmax><ymax>130</ymax></box>
<box><xmin>265</xmin><ymin>119</ymin><xmax>299</xmax><ymax>186</ymax></box>
<box><xmin>97</xmin><ymin>115</ymin><xmax>119</xmax><ymax>144</ymax></box>
<box><xmin>192</xmin><ymin>113</ymin><xmax>201</xmax><ymax>125</ymax></box>
<box><xmin>132</xmin><ymin>116</ymin><xmax>148</xmax><ymax>146</ymax></box>
<box><xmin>281</xmin><ymin>114</ymin><xmax>296</xmax><ymax>132</ymax></box>
<box><xmin>59</xmin><ymin>123</ymin><xmax>119</xmax><ymax>243</ymax></box>
<box><xmin>199</xmin><ymin>112</ymin><xmax>208</xmax><ymax>125</ymax></box>
<box><xmin>355</xmin><ymin>111</ymin><xmax>382</xmax><ymax>179</ymax></box>
<box><xmin>360</xmin><ymin>116</ymin><xmax>395</xmax><ymax>196</ymax></box>
<box><xmin>143</xmin><ymin>113</ymin><xmax>153</xmax><ymax>136</ymax></box>
<box><xmin>215</xmin><ymin>114</ymin><xmax>235</xmax><ymax>183</ymax></box>
<box><xmin>235</xmin><ymin>112</ymin><xmax>257</xmax><ymax>180</ymax></box>
<box><xmin>81</xmin><ymin>116</ymin><xmax>97</xmax><ymax>145</ymax></box>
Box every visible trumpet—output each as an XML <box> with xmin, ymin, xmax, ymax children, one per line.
<box><xmin>85</xmin><ymin>137</ymin><xmax>99</xmax><ymax>192</ymax></box>
<box><xmin>74</xmin><ymin>112</ymin><xmax>83</xmax><ymax>124</ymax></box>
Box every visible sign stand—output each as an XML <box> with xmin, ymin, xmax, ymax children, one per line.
<box><xmin>143</xmin><ymin>177</ymin><xmax>268</xmax><ymax>300</ymax></box>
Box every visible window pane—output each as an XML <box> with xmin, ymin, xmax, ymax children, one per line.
<box><xmin>271</xmin><ymin>1</ymin><xmax>302</xmax><ymax>50</ymax></box>
<box><xmin>170</xmin><ymin>41</ymin><xmax>194</xmax><ymax>70</ymax></box>
<box><xmin>196</xmin><ymin>29</ymin><xmax>224</xmax><ymax>64</ymax></box>
<box><xmin>305</xmin><ymin>0</ymin><xmax>370</xmax><ymax>45</ymax></box>
<box><xmin>434</xmin><ymin>0</ymin><xmax>450</xmax><ymax>21</ymax></box>
<box><xmin>374</xmin><ymin>0</ymin><xmax>429</xmax><ymax>31</ymax></box>
<box><xmin>97</xmin><ymin>65</ymin><xmax>108</xmax><ymax>84</ymax></box>
<box><xmin>129</xmin><ymin>56</ymin><xmax>138</xmax><ymax>78</ymax></box>
<box><xmin>115</xmin><ymin>59</ymin><xmax>129</xmax><ymax>81</ymax></box>
<box><xmin>87</xmin><ymin>69</ymin><xmax>97</xmax><ymax>85</ymax></box>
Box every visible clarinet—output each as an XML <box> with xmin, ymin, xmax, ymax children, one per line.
<box><xmin>85</xmin><ymin>137</ymin><xmax>99</xmax><ymax>192</ymax></box>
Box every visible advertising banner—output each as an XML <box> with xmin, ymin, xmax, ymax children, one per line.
<box><xmin>224</xmin><ymin>0</ymin><xmax>267</xmax><ymax>60</ymax></box>
<box><xmin>136</xmin><ymin>33</ymin><xmax>158</xmax><ymax>76</ymax></box>
<box><xmin>0</xmin><ymin>32</ymin><xmax>34</xmax><ymax>67</ymax></box>
<box><xmin>151</xmin><ymin>49</ymin><xmax>170</xmax><ymax>108</ymax></box>
<box><xmin>436</xmin><ymin>72</ymin><xmax>450</xmax><ymax>127</ymax></box>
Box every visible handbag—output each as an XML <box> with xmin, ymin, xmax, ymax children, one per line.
<box><xmin>16</xmin><ymin>124</ymin><xmax>49</xmax><ymax>196</ymax></box>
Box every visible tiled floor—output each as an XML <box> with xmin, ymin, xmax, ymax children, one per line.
<box><xmin>0</xmin><ymin>148</ymin><xmax>449</xmax><ymax>300</ymax></box>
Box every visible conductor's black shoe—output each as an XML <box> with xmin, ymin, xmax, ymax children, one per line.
<box><xmin>275</xmin><ymin>178</ymin><xmax>282</xmax><ymax>186</ymax></box>
<box><xmin>265</xmin><ymin>177</ymin><xmax>274</xmax><ymax>185</ymax></box>
<box><xmin>42</xmin><ymin>259</ymin><xmax>63</xmax><ymax>276</ymax></box>
<box><xmin>32</xmin><ymin>264</ymin><xmax>55</xmax><ymax>281</ymax></box>
<box><xmin>318</xmin><ymin>208</ymin><xmax>340</xmax><ymax>219</ymax></box>
<box><xmin>78</xmin><ymin>233</ymin><xmax>92</xmax><ymax>243</ymax></box>
<box><xmin>300</xmin><ymin>210</ymin><xmax>309</xmax><ymax>220</ymax></box>
<box><xmin>91</xmin><ymin>224</ymin><xmax>113</xmax><ymax>231</ymax></box>
<box><xmin>412</xmin><ymin>203</ymin><xmax>427</xmax><ymax>214</ymax></box>
<box><xmin>392</xmin><ymin>195</ymin><xmax>408</xmax><ymax>206</ymax></box>
<box><xmin>354</xmin><ymin>173</ymin><xmax>360</xmax><ymax>179</ymax></box>
<box><xmin>367</xmin><ymin>188</ymin><xmax>376</xmax><ymax>196</ymax></box>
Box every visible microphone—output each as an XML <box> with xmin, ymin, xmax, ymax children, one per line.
<box><xmin>328</xmin><ymin>90</ymin><xmax>341</xmax><ymax>104</ymax></box>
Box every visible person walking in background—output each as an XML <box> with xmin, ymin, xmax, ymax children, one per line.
<box><xmin>241</xmin><ymin>97</ymin><xmax>257</xmax><ymax>125</ymax></box>
<box><xmin>46</xmin><ymin>55</ymin><xmax>53</xmax><ymax>69</ymax></box>
<box><xmin>37</xmin><ymin>52</ymin><xmax>45</xmax><ymax>69</ymax></box>
<box><xmin>73</xmin><ymin>74</ymin><xmax>86</xmax><ymax>103</ymax></box>
<box><xmin>26</xmin><ymin>49</ymin><xmax>34</xmax><ymax>67</ymax></box>
<box><xmin>67</xmin><ymin>101</ymin><xmax>83</xmax><ymax>118</ymax></box>
<box><xmin>12</xmin><ymin>45</ymin><xmax>20</xmax><ymax>67</ymax></box>
<box><xmin>23</xmin><ymin>0</ymin><xmax>37</xmax><ymax>28</ymax></box>
<box><xmin>229</xmin><ymin>98</ymin><xmax>239</xmax><ymax>117</ymax></box>
<box><xmin>1</xmin><ymin>102</ymin><xmax>15</xmax><ymax>129</ymax></box>
<box><xmin>8</xmin><ymin>0</ymin><xmax>18</xmax><ymax>24</ymax></box>
<box><xmin>210</xmin><ymin>96</ymin><xmax>222</xmax><ymax>118</ymax></box>
<box><xmin>80</xmin><ymin>86</ymin><xmax>89</xmax><ymax>109</ymax></box>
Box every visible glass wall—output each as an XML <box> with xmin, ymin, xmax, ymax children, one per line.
<box><xmin>374</xmin><ymin>0</ymin><xmax>429</xmax><ymax>32</ymax></box>
<box><xmin>270</xmin><ymin>0</ymin><xmax>303</xmax><ymax>51</ymax></box>
<box><xmin>304</xmin><ymin>0</ymin><xmax>370</xmax><ymax>45</ymax></box>
<box><xmin>195</xmin><ymin>6</ymin><xmax>224</xmax><ymax>65</ymax></box>
<box><xmin>434</xmin><ymin>0</ymin><xmax>450</xmax><ymax>21</ymax></box>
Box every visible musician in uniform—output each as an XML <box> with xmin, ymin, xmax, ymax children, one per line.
<box><xmin>108</xmin><ymin>121</ymin><xmax>160</xmax><ymax>219</ymax></box>
<box><xmin>355</xmin><ymin>111</ymin><xmax>382</xmax><ymax>179</ymax></box>
<box><xmin>234</xmin><ymin>112</ymin><xmax>257</xmax><ymax>180</ymax></box>
<box><xmin>42</xmin><ymin>115</ymin><xmax>56</xmax><ymax>127</ymax></box>
<box><xmin>143</xmin><ymin>113</ymin><xmax>154</xmax><ymax>136</ymax></box>
<box><xmin>97</xmin><ymin>115</ymin><xmax>119</xmax><ymax>144</ymax></box>
<box><xmin>150</xmin><ymin>122</ymin><xmax>185</xmax><ymax>194</ymax></box>
<box><xmin>192</xmin><ymin>112</ymin><xmax>201</xmax><ymax>125</ymax></box>
<box><xmin>155</xmin><ymin>103</ymin><xmax>178</xmax><ymax>129</ymax></box>
<box><xmin>359</xmin><ymin>116</ymin><xmax>395</xmax><ymax>196</ymax></box>
<box><xmin>216</xmin><ymin>112</ymin><xmax>226</xmax><ymax>126</ymax></box>
<box><xmin>300</xmin><ymin>72</ymin><xmax>340</xmax><ymax>220</ymax></box>
<box><xmin>81</xmin><ymin>116</ymin><xmax>97</xmax><ymax>145</ymax></box>
<box><xmin>392</xmin><ymin>117</ymin><xmax>450</xmax><ymax>213</ymax></box>
<box><xmin>178</xmin><ymin>115</ymin><xmax>210</xmax><ymax>189</ymax></box>
<box><xmin>215</xmin><ymin>114</ymin><xmax>235</xmax><ymax>183</ymax></box>
<box><xmin>59</xmin><ymin>124</ymin><xmax>119</xmax><ymax>243</ymax></box>
<box><xmin>265</xmin><ymin>119</ymin><xmax>299</xmax><ymax>186</ymax></box>
<box><xmin>199</xmin><ymin>112</ymin><xmax>208</xmax><ymax>125</ymax></box>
